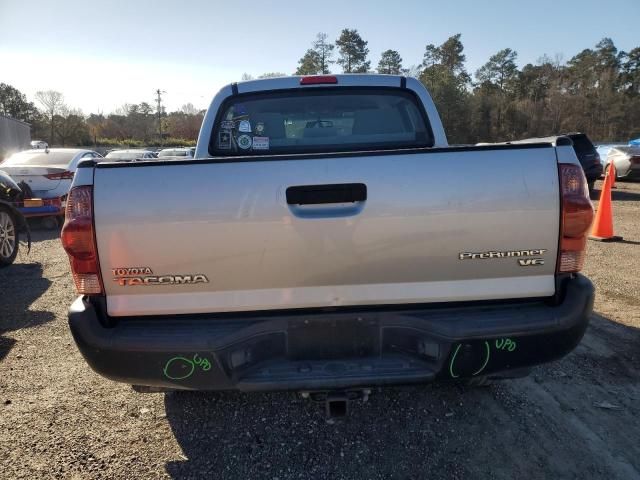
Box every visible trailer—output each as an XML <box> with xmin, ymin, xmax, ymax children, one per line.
<box><xmin>15</xmin><ymin>197</ymin><xmax>64</xmax><ymax>230</ymax></box>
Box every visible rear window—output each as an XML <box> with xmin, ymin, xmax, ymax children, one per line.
<box><xmin>209</xmin><ymin>88</ymin><xmax>433</xmax><ymax>156</ymax></box>
<box><xmin>2</xmin><ymin>151</ymin><xmax>76</xmax><ymax>166</ymax></box>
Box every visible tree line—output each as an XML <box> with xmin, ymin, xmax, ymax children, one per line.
<box><xmin>0</xmin><ymin>86</ymin><xmax>203</xmax><ymax>149</ymax></box>
<box><xmin>1</xmin><ymin>29</ymin><xmax>639</xmax><ymax>150</ymax></box>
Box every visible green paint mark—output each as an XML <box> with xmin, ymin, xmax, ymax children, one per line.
<box><xmin>495</xmin><ymin>338</ymin><xmax>517</xmax><ymax>352</ymax></box>
<box><xmin>448</xmin><ymin>341</ymin><xmax>491</xmax><ymax>378</ymax></box>
<box><xmin>163</xmin><ymin>356</ymin><xmax>195</xmax><ymax>380</ymax></box>
<box><xmin>449</xmin><ymin>344</ymin><xmax>462</xmax><ymax>378</ymax></box>
<box><xmin>163</xmin><ymin>353</ymin><xmax>212</xmax><ymax>380</ymax></box>
<box><xmin>193</xmin><ymin>353</ymin><xmax>212</xmax><ymax>371</ymax></box>
<box><xmin>472</xmin><ymin>341</ymin><xmax>491</xmax><ymax>376</ymax></box>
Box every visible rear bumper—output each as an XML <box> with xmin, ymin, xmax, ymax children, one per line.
<box><xmin>69</xmin><ymin>275</ymin><xmax>594</xmax><ymax>392</ymax></box>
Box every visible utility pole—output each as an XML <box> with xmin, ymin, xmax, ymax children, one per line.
<box><xmin>155</xmin><ymin>89</ymin><xmax>165</xmax><ymax>146</ymax></box>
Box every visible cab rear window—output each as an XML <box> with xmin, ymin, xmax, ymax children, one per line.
<box><xmin>209</xmin><ymin>88</ymin><xmax>433</xmax><ymax>156</ymax></box>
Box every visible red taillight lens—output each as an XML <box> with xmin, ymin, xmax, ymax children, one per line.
<box><xmin>45</xmin><ymin>171</ymin><xmax>74</xmax><ymax>180</ymax></box>
<box><xmin>61</xmin><ymin>186</ymin><xmax>103</xmax><ymax>294</ymax></box>
<box><xmin>300</xmin><ymin>75</ymin><xmax>338</xmax><ymax>85</ymax></box>
<box><xmin>557</xmin><ymin>164</ymin><xmax>594</xmax><ymax>273</ymax></box>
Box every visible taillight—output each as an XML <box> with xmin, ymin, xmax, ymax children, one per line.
<box><xmin>300</xmin><ymin>75</ymin><xmax>338</xmax><ymax>85</ymax></box>
<box><xmin>45</xmin><ymin>171</ymin><xmax>74</xmax><ymax>180</ymax></box>
<box><xmin>557</xmin><ymin>164</ymin><xmax>594</xmax><ymax>273</ymax></box>
<box><xmin>61</xmin><ymin>186</ymin><xmax>103</xmax><ymax>294</ymax></box>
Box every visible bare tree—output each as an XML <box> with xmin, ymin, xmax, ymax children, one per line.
<box><xmin>313</xmin><ymin>33</ymin><xmax>335</xmax><ymax>74</ymax></box>
<box><xmin>35</xmin><ymin>90</ymin><xmax>65</xmax><ymax>145</ymax></box>
<box><xmin>180</xmin><ymin>103</ymin><xmax>198</xmax><ymax>115</ymax></box>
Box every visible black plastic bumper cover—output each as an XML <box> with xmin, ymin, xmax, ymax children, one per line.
<box><xmin>68</xmin><ymin>275</ymin><xmax>594</xmax><ymax>391</ymax></box>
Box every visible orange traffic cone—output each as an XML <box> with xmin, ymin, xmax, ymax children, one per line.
<box><xmin>589</xmin><ymin>163</ymin><xmax>622</xmax><ymax>242</ymax></box>
<box><xmin>609</xmin><ymin>162</ymin><xmax>617</xmax><ymax>189</ymax></box>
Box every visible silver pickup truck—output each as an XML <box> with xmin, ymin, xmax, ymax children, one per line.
<box><xmin>63</xmin><ymin>75</ymin><xmax>595</xmax><ymax>400</ymax></box>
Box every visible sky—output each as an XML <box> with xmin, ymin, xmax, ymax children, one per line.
<box><xmin>1</xmin><ymin>0</ymin><xmax>639</xmax><ymax>114</ymax></box>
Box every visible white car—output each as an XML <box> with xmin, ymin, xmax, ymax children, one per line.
<box><xmin>0</xmin><ymin>148</ymin><xmax>102</xmax><ymax>199</ymax></box>
<box><xmin>30</xmin><ymin>140</ymin><xmax>49</xmax><ymax>149</ymax></box>
<box><xmin>156</xmin><ymin>147</ymin><xmax>194</xmax><ymax>159</ymax></box>
<box><xmin>104</xmin><ymin>149</ymin><xmax>156</xmax><ymax>162</ymax></box>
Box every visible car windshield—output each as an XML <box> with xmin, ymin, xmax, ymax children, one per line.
<box><xmin>611</xmin><ymin>146</ymin><xmax>640</xmax><ymax>156</ymax></box>
<box><xmin>210</xmin><ymin>88</ymin><xmax>433</xmax><ymax>156</ymax></box>
<box><xmin>2</xmin><ymin>151</ymin><xmax>76</xmax><ymax>166</ymax></box>
<box><xmin>105</xmin><ymin>151</ymin><xmax>145</xmax><ymax>160</ymax></box>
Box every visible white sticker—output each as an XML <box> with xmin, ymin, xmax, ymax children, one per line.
<box><xmin>237</xmin><ymin>134</ymin><xmax>252</xmax><ymax>149</ymax></box>
<box><xmin>220</xmin><ymin>120</ymin><xmax>235</xmax><ymax>130</ymax></box>
<box><xmin>252</xmin><ymin>136</ymin><xmax>269</xmax><ymax>150</ymax></box>
<box><xmin>255</xmin><ymin>122</ymin><xmax>265</xmax><ymax>134</ymax></box>
<box><xmin>238</xmin><ymin>120</ymin><xmax>252</xmax><ymax>133</ymax></box>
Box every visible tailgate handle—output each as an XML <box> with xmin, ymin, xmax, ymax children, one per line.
<box><xmin>286</xmin><ymin>183</ymin><xmax>367</xmax><ymax>205</ymax></box>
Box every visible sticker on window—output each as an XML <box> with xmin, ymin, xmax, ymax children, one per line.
<box><xmin>238</xmin><ymin>120</ymin><xmax>251</xmax><ymax>133</ymax></box>
<box><xmin>252</xmin><ymin>136</ymin><xmax>269</xmax><ymax>150</ymax></box>
<box><xmin>220</xmin><ymin>120</ymin><xmax>234</xmax><ymax>130</ymax></box>
<box><xmin>255</xmin><ymin>122</ymin><xmax>265</xmax><ymax>134</ymax></box>
<box><xmin>237</xmin><ymin>134</ymin><xmax>252</xmax><ymax>150</ymax></box>
<box><xmin>218</xmin><ymin>130</ymin><xmax>231</xmax><ymax>149</ymax></box>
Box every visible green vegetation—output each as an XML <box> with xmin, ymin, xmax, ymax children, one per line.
<box><xmin>2</xmin><ymin>32</ymin><xmax>639</xmax><ymax>148</ymax></box>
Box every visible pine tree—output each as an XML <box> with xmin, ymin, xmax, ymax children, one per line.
<box><xmin>377</xmin><ymin>50</ymin><xmax>403</xmax><ymax>74</ymax></box>
<box><xmin>335</xmin><ymin>29</ymin><xmax>370</xmax><ymax>73</ymax></box>
<box><xmin>295</xmin><ymin>49</ymin><xmax>322</xmax><ymax>75</ymax></box>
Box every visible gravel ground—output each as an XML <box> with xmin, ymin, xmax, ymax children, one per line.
<box><xmin>1</xmin><ymin>180</ymin><xmax>639</xmax><ymax>479</ymax></box>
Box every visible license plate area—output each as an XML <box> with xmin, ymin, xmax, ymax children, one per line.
<box><xmin>288</xmin><ymin>318</ymin><xmax>380</xmax><ymax>361</ymax></box>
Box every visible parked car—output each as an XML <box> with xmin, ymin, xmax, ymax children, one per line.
<box><xmin>0</xmin><ymin>170</ymin><xmax>29</xmax><ymax>267</ymax></box>
<box><xmin>30</xmin><ymin>140</ymin><xmax>48</xmax><ymax>149</ymax></box>
<box><xmin>0</xmin><ymin>148</ymin><xmax>102</xmax><ymax>199</ymax></box>
<box><xmin>63</xmin><ymin>75</ymin><xmax>594</xmax><ymax>408</ymax></box>
<box><xmin>156</xmin><ymin>147</ymin><xmax>194</xmax><ymax>159</ymax></box>
<box><xmin>602</xmin><ymin>146</ymin><xmax>640</xmax><ymax>180</ymax></box>
<box><xmin>104</xmin><ymin>149</ymin><xmax>156</xmax><ymax>162</ymax></box>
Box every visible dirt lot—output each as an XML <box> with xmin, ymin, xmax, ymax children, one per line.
<box><xmin>1</xmin><ymin>180</ymin><xmax>639</xmax><ymax>480</ymax></box>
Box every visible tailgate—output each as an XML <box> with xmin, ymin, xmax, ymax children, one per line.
<box><xmin>94</xmin><ymin>147</ymin><xmax>560</xmax><ymax>316</ymax></box>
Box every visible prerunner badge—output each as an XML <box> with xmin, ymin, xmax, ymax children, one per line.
<box><xmin>237</xmin><ymin>134</ymin><xmax>252</xmax><ymax>149</ymax></box>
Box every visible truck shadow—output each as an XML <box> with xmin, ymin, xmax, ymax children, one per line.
<box><xmin>0</xmin><ymin>262</ymin><xmax>54</xmax><ymax>362</ymax></box>
<box><xmin>163</xmin><ymin>312</ymin><xmax>640</xmax><ymax>479</ymax></box>
<box><xmin>25</xmin><ymin>219</ymin><xmax>62</xmax><ymax>243</ymax></box>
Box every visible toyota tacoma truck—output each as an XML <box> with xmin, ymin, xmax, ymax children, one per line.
<box><xmin>63</xmin><ymin>74</ymin><xmax>595</xmax><ymax>399</ymax></box>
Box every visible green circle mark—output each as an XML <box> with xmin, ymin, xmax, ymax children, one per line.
<box><xmin>449</xmin><ymin>341</ymin><xmax>491</xmax><ymax>378</ymax></box>
<box><xmin>163</xmin><ymin>356</ymin><xmax>195</xmax><ymax>380</ymax></box>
